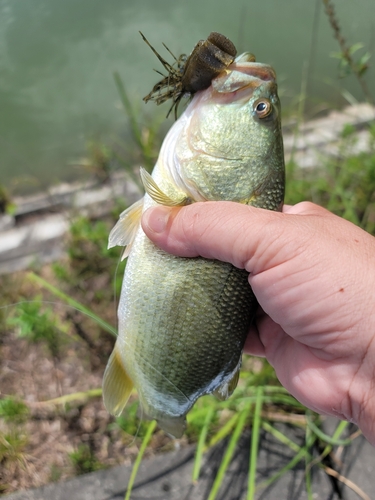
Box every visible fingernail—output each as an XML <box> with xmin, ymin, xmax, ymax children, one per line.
<box><xmin>144</xmin><ymin>206</ymin><xmax>171</xmax><ymax>233</ymax></box>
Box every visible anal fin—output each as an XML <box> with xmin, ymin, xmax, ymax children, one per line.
<box><xmin>102</xmin><ymin>344</ymin><xmax>133</xmax><ymax>417</ymax></box>
<box><xmin>213</xmin><ymin>367</ymin><xmax>240</xmax><ymax>401</ymax></box>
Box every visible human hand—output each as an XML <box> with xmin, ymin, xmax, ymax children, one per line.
<box><xmin>141</xmin><ymin>201</ymin><xmax>375</xmax><ymax>444</ymax></box>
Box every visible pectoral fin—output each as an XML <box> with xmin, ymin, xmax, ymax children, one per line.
<box><xmin>108</xmin><ymin>198</ymin><xmax>144</xmax><ymax>259</ymax></box>
<box><xmin>213</xmin><ymin>367</ymin><xmax>240</xmax><ymax>401</ymax></box>
<box><xmin>102</xmin><ymin>344</ymin><xmax>133</xmax><ymax>417</ymax></box>
<box><xmin>140</xmin><ymin>167</ymin><xmax>190</xmax><ymax>207</ymax></box>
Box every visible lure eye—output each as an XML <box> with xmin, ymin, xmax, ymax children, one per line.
<box><xmin>254</xmin><ymin>99</ymin><xmax>272</xmax><ymax>118</ymax></box>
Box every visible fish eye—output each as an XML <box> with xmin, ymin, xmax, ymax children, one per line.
<box><xmin>254</xmin><ymin>99</ymin><xmax>272</xmax><ymax>118</ymax></box>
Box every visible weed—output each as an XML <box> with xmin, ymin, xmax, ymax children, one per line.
<box><xmin>115</xmin><ymin>401</ymin><xmax>149</xmax><ymax>439</ymax></box>
<box><xmin>78</xmin><ymin>140</ymin><xmax>115</xmax><ymax>183</ymax></box>
<box><xmin>113</xmin><ymin>72</ymin><xmax>161</xmax><ymax>175</ymax></box>
<box><xmin>0</xmin><ymin>430</ymin><xmax>29</xmax><ymax>464</ymax></box>
<box><xmin>285</xmin><ymin>125</ymin><xmax>375</xmax><ymax>234</ymax></box>
<box><xmin>185</xmin><ymin>398</ymin><xmax>219</xmax><ymax>442</ymax></box>
<box><xmin>49</xmin><ymin>464</ymin><xmax>63</xmax><ymax>483</ymax></box>
<box><xmin>124</xmin><ymin>421</ymin><xmax>156</xmax><ymax>500</ymax></box>
<box><xmin>0</xmin><ymin>183</ymin><xmax>14</xmax><ymax>214</ymax></box>
<box><xmin>53</xmin><ymin>210</ymin><xmax>126</xmax><ymax>302</ymax></box>
<box><xmin>27</xmin><ymin>272</ymin><xmax>116</xmax><ymax>338</ymax></box>
<box><xmin>0</xmin><ymin>397</ymin><xmax>29</xmax><ymax>424</ymax></box>
<box><xmin>323</xmin><ymin>0</ymin><xmax>373</xmax><ymax>104</ymax></box>
<box><xmin>6</xmin><ymin>298</ymin><xmax>65</xmax><ymax>358</ymax></box>
<box><xmin>68</xmin><ymin>216</ymin><xmax>119</xmax><ymax>279</ymax></box>
<box><xmin>69</xmin><ymin>444</ymin><xmax>103</xmax><ymax>475</ymax></box>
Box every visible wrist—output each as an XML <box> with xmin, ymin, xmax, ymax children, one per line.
<box><xmin>348</xmin><ymin>322</ymin><xmax>375</xmax><ymax>444</ymax></box>
<box><xmin>350</xmin><ymin>378</ymin><xmax>375</xmax><ymax>445</ymax></box>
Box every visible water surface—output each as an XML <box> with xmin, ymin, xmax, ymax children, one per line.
<box><xmin>1</xmin><ymin>0</ymin><xmax>374</xmax><ymax>193</ymax></box>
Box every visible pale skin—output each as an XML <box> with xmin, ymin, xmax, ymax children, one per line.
<box><xmin>141</xmin><ymin>201</ymin><xmax>375</xmax><ymax>445</ymax></box>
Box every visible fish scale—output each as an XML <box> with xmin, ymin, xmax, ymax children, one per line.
<box><xmin>125</xmin><ymin>239</ymin><xmax>254</xmax><ymax>392</ymax></box>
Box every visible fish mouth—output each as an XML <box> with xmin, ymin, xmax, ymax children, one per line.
<box><xmin>211</xmin><ymin>54</ymin><xmax>276</xmax><ymax>94</ymax></box>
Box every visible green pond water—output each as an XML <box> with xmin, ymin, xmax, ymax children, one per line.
<box><xmin>0</xmin><ymin>0</ymin><xmax>374</xmax><ymax>193</ymax></box>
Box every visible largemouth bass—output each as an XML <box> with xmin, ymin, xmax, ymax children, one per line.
<box><xmin>103</xmin><ymin>52</ymin><xmax>285</xmax><ymax>437</ymax></box>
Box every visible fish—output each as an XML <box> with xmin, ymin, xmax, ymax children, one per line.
<box><xmin>103</xmin><ymin>51</ymin><xmax>285</xmax><ymax>438</ymax></box>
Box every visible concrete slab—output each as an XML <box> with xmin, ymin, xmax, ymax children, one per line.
<box><xmin>4</xmin><ymin>421</ymin><xmax>375</xmax><ymax>500</ymax></box>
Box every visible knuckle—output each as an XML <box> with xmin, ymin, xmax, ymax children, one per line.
<box><xmin>179</xmin><ymin>203</ymin><xmax>205</xmax><ymax>241</ymax></box>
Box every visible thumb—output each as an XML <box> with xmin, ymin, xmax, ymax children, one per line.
<box><xmin>141</xmin><ymin>201</ymin><xmax>323</xmax><ymax>274</ymax></box>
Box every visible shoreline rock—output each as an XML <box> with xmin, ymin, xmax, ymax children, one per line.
<box><xmin>0</xmin><ymin>171</ymin><xmax>140</xmax><ymax>274</ymax></box>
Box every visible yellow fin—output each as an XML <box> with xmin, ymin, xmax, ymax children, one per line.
<box><xmin>214</xmin><ymin>367</ymin><xmax>240</xmax><ymax>401</ymax></box>
<box><xmin>108</xmin><ymin>198</ymin><xmax>144</xmax><ymax>257</ymax></box>
<box><xmin>140</xmin><ymin>167</ymin><xmax>190</xmax><ymax>207</ymax></box>
<box><xmin>102</xmin><ymin>344</ymin><xmax>133</xmax><ymax>417</ymax></box>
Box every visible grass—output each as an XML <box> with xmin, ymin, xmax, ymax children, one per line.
<box><xmin>6</xmin><ymin>298</ymin><xmax>67</xmax><ymax>358</ymax></box>
<box><xmin>323</xmin><ymin>0</ymin><xmax>373</xmax><ymax>105</ymax></box>
<box><xmin>285</xmin><ymin>123</ymin><xmax>375</xmax><ymax>228</ymax></box>
<box><xmin>69</xmin><ymin>444</ymin><xmax>103</xmax><ymax>475</ymax></box>
<box><xmin>0</xmin><ymin>183</ymin><xmax>14</xmax><ymax>215</ymax></box>
<box><xmin>114</xmin><ymin>403</ymin><xmax>149</xmax><ymax>439</ymax></box>
<box><xmin>207</xmin><ymin>403</ymin><xmax>250</xmax><ymax>500</ymax></box>
<box><xmin>124</xmin><ymin>420</ymin><xmax>157</xmax><ymax>500</ymax></box>
<box><xmin>0</xmin><ymin>431</ymin><xmax>29</xmax><ymax>465</ymax></box>
<box><xmin>0</xmin><ymin>398</ymin><xmax>29</xmax><ymax>424</ymax></box>
<box><xmin>248</xmin><ymin>388</ymin><xmax>262</xmax><ymax>499</ymax></box>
